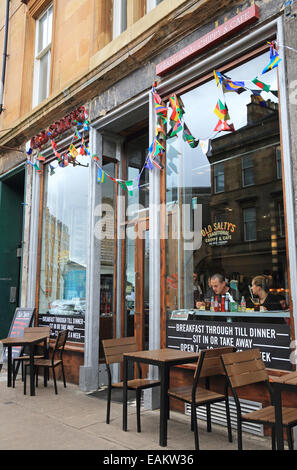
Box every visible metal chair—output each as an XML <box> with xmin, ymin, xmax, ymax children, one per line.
<box><xmin>168</xmin><ymin>346</ymin><xmax>236</xmax><ymax>450</ymax></box>
<box><xmin>221</xmin><ymin>348</ymin><xmax>297</xmax><ymax>450</ymax></box>
<box><xmin>12</xmin><ymin>326</ymin><xmax>50</xmax><ymax>388</ymax></box>
<box><xmin>102</xmin><ymin>337</ymin><xmax>160</xmax><ymax>432</ymax></box>
<box><xmin>24</xmin><ymin>329</ymin><xmax>68</xmax><ymax>395</ymax></box>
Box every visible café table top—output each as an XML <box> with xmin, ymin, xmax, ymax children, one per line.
<box><xmin>0</xmin><ymin>332</ymin><xmax>48</xmax><ymax>346</ymax></box>
<box><xmin>272</xmin><ymin>371</ymin><xmax>297</xmax><ymax>386</ymax></box>
<box><xmin>123</xmin><ymin>348</ymin><xmax>199</xmax><ymax>365</ymax></box>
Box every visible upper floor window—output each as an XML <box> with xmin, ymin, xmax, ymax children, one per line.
<box><xmin>33</xmin><ymin>4</ymin><xmax>53</xmax><ymax>107</ymax></box>
<box><xmin>147</xmin><ymin>0</ymin><xmax>163</xmax><ymax>12</ymax></box>
<box><xmin>214</xmin><ymin>162</ymin><xmax>224</xmax><ymax>193</ymax></box>
<box><xmin>113</xmin><ymin>0</ymin><xmax>127</xmax><ymax>39</ymax></box>
<box><xmin>112</xmin><ymin>0</ymin><xmax>163</xmax><ymax>38</ymax></box>
<box><xmin>242</xmin><ymin>154</ymin><xmax>254</xmax><ymax>187</ymax></box>
<box><xmin>243</xmin><ymin>207</ymin><xmax>257</xmax><ymax>242</ymax></box>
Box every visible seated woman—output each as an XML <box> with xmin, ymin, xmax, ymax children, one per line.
<box><xmin>251</xmin><ymin>275</ymin><xmax>287</xmax><ymax>311</ymax></box>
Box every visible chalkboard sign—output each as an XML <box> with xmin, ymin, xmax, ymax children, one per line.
<box><xmin>2</xmin><ymin>308</ymin><xmax>35</xmax><ymax>363</ymax></box>
<box><xmin>167</xmin><ymin>319</ymin><xmax>292</xmax><ymax>371</ymax></box>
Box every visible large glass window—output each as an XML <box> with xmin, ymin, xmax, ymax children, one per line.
<box><xmin>38</xmin><ymin>155</ymin><xmax>88</xmax><ymax>342</ymax></box>
<box><xmin>166</xmin><ymin>52</ymin><xmax>289</xmax><ymax>315</ymax></box>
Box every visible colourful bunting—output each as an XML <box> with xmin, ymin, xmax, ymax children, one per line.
<box><xmin>251</xmin><ymin>90</ymin><xmax>269</xmax><ymax>108</ymax></box>
<box><xmin>262</xmin><ymin>42</ymin><xmax>281</xmax><ymax>74</ymax></box>
<box><xmin>214</xmin><ymin>120</ymin><xmax>235</xmax><ymax>132</ymax></box>
<box><xmin>125</xmin><ymin>180</ymin><xmax>134</xmax><ymax>196</ymax></box>
<box><xmin>69</xmin><ymin>144</ymin><xmax>78</xmax><ymax>159</ymax></box>
<box><xmin>183</xmin><ymin>123</ymin><xmax>199</xmax><ymax>148</ymax></box>
<box><xmin>214</xmin><ymin>99</ymin><xmax>230</xmax><ymax>122</ymax></box>
<box><xmin>252</xmin><ymin>77</ymin><xmax>271</xmax><ymax>93</ymax></box>
<box><xmin>97</xmin><ymin>167</ymin><xmax>105</xmax><ymax>183</ymax></box>
<box><xmin>168</xmin><ymin>119</ymin><xmax>183</xmax><ymax>138</ymax></box>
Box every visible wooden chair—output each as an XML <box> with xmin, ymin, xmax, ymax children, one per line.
<box><xmin>167</xmin><ymin>346</ymin><xmax>236</xmax><ymax>450</ymax></box>
<box><xmin>221</xmin><ymin>349</ymin><xmax>297</xmax><ymax>450</ymax></box>
<box><xmin>102</xmin><ymin>337</ymin><xmax>160</xmax><ymax>432</ymax></box>
<box><xmin>12</xmin><ymin>326</ymin><xmax>50</xmax><ymax>388</ymax></box>
<box><xmin>24</xmin><ymin>329</ymin><xmax>68</xmax><ymax>395</ymax></box>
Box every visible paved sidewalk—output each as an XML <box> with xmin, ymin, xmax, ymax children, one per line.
<box><xmin>0</xmin><ymin>369</ymin><xmax>277</xmax><ymax>453</ymax></box>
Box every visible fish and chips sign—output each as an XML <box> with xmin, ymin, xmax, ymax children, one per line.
<box><xmin>202</xmin><ymin>222</ymin><xmax>237</xmax><ymax>246</ymax></box>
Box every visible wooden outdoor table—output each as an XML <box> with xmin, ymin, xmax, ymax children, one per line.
<box><xmin>0</xmin><ymin>332</ymin><xmax>48</xmax><ymax>396</ymax></box>
<box><xmin>272</xmin><ymin>371</ymin><xmax>297</xmax><ymax>450</ymax></box>
<box><xmin>122</xmin><ymin>348</ymin><xmax>199</xmax><ymax>447</ymax></box>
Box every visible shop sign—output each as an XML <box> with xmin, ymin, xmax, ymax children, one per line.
<box><xmin>167</xmin><ymin>319</ymin><xmax>292</xmax><ymax>371</ymax></box>
<box><xmin>202</xmin><ymin>222</ymin><xmax>236</xmax><ymax>246</ymax></box>
<box><xmin>39</xmin><ymin>314</ymin><xmax>85</xmax><ymax>343</ymax></box>
<box><xmin>156</xmin><ymin>5</ymin><xmax>260</xmax><ymax>76</ymax></box>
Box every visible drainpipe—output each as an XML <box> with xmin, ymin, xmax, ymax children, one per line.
<box><xmin>0</xmin><ymin>0</ymin><xmax>10</xmax><ymax>114</ymax></box>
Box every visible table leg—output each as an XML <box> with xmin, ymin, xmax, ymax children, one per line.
<box><xmin>123</xmin><ymin>356</ymin><xmax>128</xmax><ymax>432</ymax></box>
<box><xmin>29</xmin><ymin>344</ymin><xmax>35</xmax><ymax>396</ymax></box>
<box><xmin>159</xmin><ymin>363</ymin><xmax>168</xmax><ymax>447</ymax></box>
<box><xmin>7</xmin><ymin>346</ymin><xmax>12</xmax><ymax>387</ymax></box>
<box><xmin>274</xmin><ymin>384</ymin><xmax>284</xmax><ymax>450</ymax></box>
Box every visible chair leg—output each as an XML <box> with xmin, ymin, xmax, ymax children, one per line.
<box><xmin>271</xmin><ymin>426</ymin><xmax>276</xmax><ymax>450</ymax></box>
<box><xmin>52</xmin><ymin>367</ymin><xmax>58</xmax><ymax>394</ymax></box>
<box><xmin>12</xmin><ymin>360</ymin><xmax>16</xmax><ymax>388</ymax></box>
<box><xmin>23</xmin><ymin>365</ymin><xmax>27</xmax><ymax>395</ymax></box>
<box><xmin>192</xmin><ymin>404</ymin><xmax>199</xmax><ymax>451</ymax></box>
<box><xmin>287</xmin><ymin>426</ymin><xmax>293</xmax><ymax>451</ymax></box>
<box><xmin>136</xmin><ymin>389</ymin><xmax>141</xmax><ymax>433</ymax></box>
<box><xmin>206</xmin><ymin>404</ymin><xmax>211</xmax><ymax>433</ymax></box>
<box><xmin>225</xmin><ymin>397</ymin><xmax>233</xmax><ymax>443</ymax></box>
<box><xmin>237</xmin><ymin>417</ymin><xmax>243</xmax><ymax>451</ymax></box>
<box><xmin>61</xmin><ymin>362</ymin><xmax>66</xmax><ymax>388</ymax></box>
<box><xmin>36</xmin><ymin>366</ymin><xmax>39</xmax><ymax>387</ymax></box>
<box><xmin>106</xmin><ymin>385</ymin><xmax>111</xmax><ymax>424</ymax></box>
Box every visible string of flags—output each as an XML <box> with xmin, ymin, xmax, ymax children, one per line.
<box><xmin>26</xmin><ymin>42</ymin><xmax>281</xmax><ymax>194</ymax></box>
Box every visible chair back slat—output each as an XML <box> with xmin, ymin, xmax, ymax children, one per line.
<box><xmin>195</xmin><ymin>347</ymin><xmax>236</xmax><ymax>378</ymax></box>
<box><xmin>102</xmin><ymin>337</ymin><xmax>138</xmax><ymax>365</ymax></box>
<box><xmin>55</xmin><ymin>330</ymin><xmax>68</xmax><ymax>350</ymax></box>
<box><xmin>221</xmin><ymin>348</ymin><xmax>269</xmax><ymax>388</ymax></box>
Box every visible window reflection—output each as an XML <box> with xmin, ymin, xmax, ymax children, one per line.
<box><xmin>166</xmin><ymin>52</ymin><xmax>289</xmax><ymax>316</ymax></box>
<box><xmin>38</xmin><ymin>155</ymin><xmax>88</xmax><ymax>342</ymax></box>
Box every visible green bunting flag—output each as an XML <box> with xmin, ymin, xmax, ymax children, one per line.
<box><xmin>252</xmin><ymin>77</ymin><xmax>271</xmax><ymax>93</ymax></box>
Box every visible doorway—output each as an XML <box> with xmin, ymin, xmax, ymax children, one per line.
<box><xmin>0</xmin><ymin>166</ymin><xmax>25</xmax><ymax>337</ymax></box>
<box><xmin>125</xmin><ymin>219</ymin><xmax>149</xmax><ymax>351</ymax></box>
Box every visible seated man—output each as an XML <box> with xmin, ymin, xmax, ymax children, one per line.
<box><xmin>210</xmin><ymin>273</ymin><xmax>238</xmax><ymax>302</ymax></box>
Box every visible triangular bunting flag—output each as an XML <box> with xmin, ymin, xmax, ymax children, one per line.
<box><xmin>252</xmin><ymin>77</ymin><xmax>271</xmax><ymax>93</ymax></box>
<box><xmin>214</xmin><ymin>99</ymin><xmax>230</xmax><ymax>122</ymax></box>
<box><xmin>262</xmin><ymin>42</ymin><xmax>281</xmax><ymax>74</ymax></box>
<box><xmin>183</xmin><ymin>123</ymin><xmax>199</xmax><ymax>148</ymax></box>
<box><xmin>125</xmin><ymin>180</ymin><xmax>134</xmax><ymax>196</ymax></box>
<box><xmin>97</xmin><ymin>167</ymin><xmax>105</xmax><ymax>183</ymax></box>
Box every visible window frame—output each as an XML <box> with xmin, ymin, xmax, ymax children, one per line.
<box><xmin>242</xmin><ymin>154</ymin><xmax>255</xmax><ymax>187</ymax></box>
<box><xmin>214</xmin><ymin>162</ymin><xmax>224</xmax><ymax>194</ymax></box>
<box><xmin>243</xmin><ymin>207</ymin><xmax>257</xmax><ymax>242</ymax></box>
<box><xmin>32</xmin><ymin>3</ymin><xmax>53</xmax><ymax>108</ymax></box>
<box><xmin>113</xmin><ymin>0</ymin><xmax>127</xmax><ymax>39</ymax></box>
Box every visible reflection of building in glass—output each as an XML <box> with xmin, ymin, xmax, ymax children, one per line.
<box><xmin>195</xmin><ymin>94</ymin><xmax>286</xmax><ymax>302</ymax></box>
<box><xmin>42</xmin><ymin>207</ymin><xmax>70</xmax><ymax>303</ymax></box>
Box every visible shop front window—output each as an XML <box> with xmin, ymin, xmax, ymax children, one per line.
<box><xmin>38</xmin><ymin>155</ymin><xmax>88</xmax><ymax>342</ymax></box>
<box><xmin>166</xmin><ymin>52</ymin><xmax>290</xmax><ymax>317</ymax></box>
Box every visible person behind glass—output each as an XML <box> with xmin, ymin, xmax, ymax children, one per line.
<box><xmin>193</xmin><ymin>272</ymin><xmax>203</xmax><ymax>307</ymax></box>
<box><xmin>210</xmin><ymin>273</ymin><xmax>238</xmax><ymax>303</ymax></box>
<box><xmin>251</xmin><ymin>275</ymin><xmax>287</xmax><ymax>311</ymax></box>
